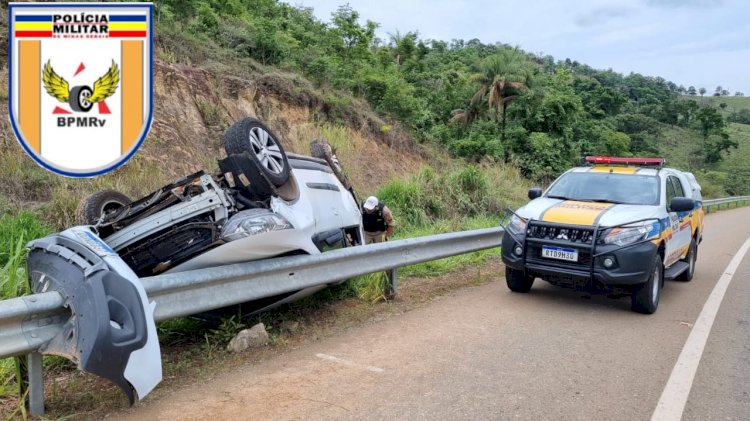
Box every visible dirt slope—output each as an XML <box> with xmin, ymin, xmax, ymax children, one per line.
<box><xmin>0</xmin><ymin>60</ymin><xmax>430</xmax><ymax>211</ymax></box>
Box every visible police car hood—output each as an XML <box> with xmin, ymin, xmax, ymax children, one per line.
<box><xmin>517</xmin><ymin>198</ymin><xmax>662</xmax><ymax>227</ymax></box>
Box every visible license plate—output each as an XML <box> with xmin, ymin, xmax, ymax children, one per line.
<box><xmin>542</xmin><ymin>246</ymin><xmax>578</xmax><ymax>262</ymax></box>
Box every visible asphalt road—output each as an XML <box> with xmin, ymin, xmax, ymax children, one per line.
<box><xmin>120</xmin><ymin>207</ymin><xmax>750</xmax><ymax>421</ymax></box>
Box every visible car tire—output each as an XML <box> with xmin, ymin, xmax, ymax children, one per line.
<box><xmin>676</xmin><ymin>239</ymin><xmax>697</xmax><ymax>282</ymax></box>
<box><xmin>631</xmin><ymin>253</ymin><xmax>662</xmax><ymax>314</ymax></box>
<box><xmin>223</xmin><ymin>118</ymin><xmax>290</xmax><ymax>187</ymax></box>
<box><xmin>69</xmin><ymin>85</ymin><xmax>94</xmax><ymax>112</ymax></box>
<box><xmin>506</xmin><ymin>267</ymin><xmax>534</xmax><ymax>293</ymax></box>
<box><xmin>310</xmin><ymin>138</ymin><xmax>353</xmax><ymax>190</ymax></box>
<box><xmin>77</xmin><ymin>189</ymin><xmax>131</xmax><ymax>225</ymax></box>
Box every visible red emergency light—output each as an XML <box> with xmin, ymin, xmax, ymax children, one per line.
<box><xmin>584</xmin><ymin>156</ymin><xmax>665</xmax><ymax>166</ymax></box>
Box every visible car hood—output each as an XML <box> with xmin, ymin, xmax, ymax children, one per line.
<box><xmin>517</xmin><ymin>198</ymin><xmax>662</xmax><ymax>227</ymax></box>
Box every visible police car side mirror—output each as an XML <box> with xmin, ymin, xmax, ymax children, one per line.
<box><xmin>669</xmin><ymin>197</ymin><xmax>695</xmax><ymax>212</ymax></box>
<box><xmin>528</xmin><ymin>188</ymin><xmax>542</xmax><ymax>200</ymax></box>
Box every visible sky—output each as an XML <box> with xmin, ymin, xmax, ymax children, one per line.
<box><xmin>290</xmin><ymin>0</ymin><xmax>749</xmax><ymax>94</ymax></box>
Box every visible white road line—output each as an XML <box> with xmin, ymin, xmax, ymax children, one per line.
<box><xmin>315</xmin><ymin>353</ymin><xmax>385</xmax><ymax>373</ymax></box>
<box><xmin>651</xmin><ymin>236</ymin><xmax>750</xmax><ymax>421</ymax></box>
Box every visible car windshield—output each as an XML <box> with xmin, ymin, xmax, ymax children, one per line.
<box><xmin>545</xmin><ymin>172</ymin><xmax>660</xmax><ymax>206</ymax></box>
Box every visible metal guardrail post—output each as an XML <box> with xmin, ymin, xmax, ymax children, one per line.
<box><xmin>389</xmin><ymin>268</ymin><xmax>398</xmax><ymax>298</ymax></box>
<box><xmin>28</xmin><ymin>352</ymin><xmax>44</xmax><ymax>416</ymax></box>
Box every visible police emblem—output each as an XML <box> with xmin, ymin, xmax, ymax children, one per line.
<box><xmin>8</xmin><ymin>2</ymin><xmax>153</xmax><ymax>177</ymax></box>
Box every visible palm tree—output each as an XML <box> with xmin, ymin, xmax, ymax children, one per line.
<box><xmin>388</xmin><ymin>30</ymin><xmax>418</xmax><ymax>66</ymax></box>
<box><xmin>450</xmin><ymin>100</ymin><xmax>484</xmax><ymax>126</ymax></box>
<box><xmin>469</xmin><ymin>48</ymin><xmax>532</xmax><ymax>161</ymax></box>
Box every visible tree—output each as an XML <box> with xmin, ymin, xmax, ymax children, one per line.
<box><xmin>467</xmin><ymin>48</ymin><xmax>533</xmax><ymax>161</ymax></box>
<box><xmin>727</xmin><ymin>109</ymin><xmax>750</xmax><ymax>124</ymax></box>
<box><xmin>388</xmin><ymin>30</ymin><xmax>418</xmax><ymax>66</ymax></box>
<box><xmin>450</xmin><ymin>100</ymin><xmax>484</xmax><ymax>126</ymax></box>
<box><xmin>735</xmin><ymin>91</ymin><xmax>744</xmax><ymax>97</ymax></box>
<box><xmin>687</xmin><ymin>86</ymin><xmax>697</xmax><ymax>96</ymax></box>
<box><xmin>695</xmin><ymin>106</ymin><xmax>725</xmax><ymax>140</ymax></box>
<box><xmin>714</xmin><ymin>85</ymin><xmax>723</xmax><ymax>96</ymax></box>
<box><xmin>330</xmin><ymin>4</ymin><xmax>377</xmax><ymax>60</ymax></box>
<box><xmin>699</xmin><ymin>87</ymin><xmax>706</xmax><ymax>96</ymax></box>
<box><xmin>693</xmin><ymin>106</ymin><xmax>735</xmax><ymax>163</ymax></box>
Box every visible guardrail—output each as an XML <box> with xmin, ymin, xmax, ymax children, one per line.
<box><xmin>703</xmin><ymin>196</ymin><xmax>750</xmax><ymax>213</ymax></box>
<box><xmin>0</xmin><ymin>227</ymin><xmax>503</xmax><ymax>415</ymax></box>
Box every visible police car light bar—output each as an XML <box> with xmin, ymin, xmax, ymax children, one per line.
<box><xmin>584</xmin><ymin>156</ymin><xmax>665</xmax><ymax>166</ymax></box>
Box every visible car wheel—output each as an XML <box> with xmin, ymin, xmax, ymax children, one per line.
<box><xmin>505</xmin><ymin>267</ymin><xmax>534</xmax><ymax>293</ymax></box>
<box><xmin>676</xmin><ymin>239</ymin><xmax>697</xmax><ymax>282</ymax></box>
<box><xmin>310</xmin><ymin>138</ymin><xmax>353</xmax><ymax>190</ymax></box>
<box><xmin>631</xmin><ymin>253</ymin><xmax>662</xmax><ymax>314</ymax></box>
<box><xmin>77</xmin><ymin>189</ymin><xmax>131</xmax><ymax>225</ymax></box>
<box><xmin>69</xmin><ymin>85</ymin><xmax>94</xmax><ymax>112</ymax></box>
<box><xmin>223</xmin><ymin>118</ymin><xmax>290</xmax><ymax>187</ymax></box>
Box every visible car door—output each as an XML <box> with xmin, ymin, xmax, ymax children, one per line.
<box><xmin>664</xmin><ymin>175</ymin><xmax>692</xmax><ymax>267</ymax></box>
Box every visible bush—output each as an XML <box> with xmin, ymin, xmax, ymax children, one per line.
<box><xmin>727</xmin><ymin>109</ymin><xmax>750</xmax><ymax>125</ymax></box>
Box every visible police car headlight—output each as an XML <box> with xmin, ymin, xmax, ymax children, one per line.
<box><xmin>506</xmin><ymin>215</ymin><xmax>528</xmax><ymax>236</ymax></box>
<box><xmin>221</xmin><ymin>209</ymin><xmax>293</xmax><ymax>242</ymax></box>
<box><xmin>602</xmin><ymin>224</ymin><xmax>655</xmax><ymax>246</ymax></box>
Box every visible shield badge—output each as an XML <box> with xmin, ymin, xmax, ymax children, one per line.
<box><xmin>8</xmin><ymin>2</ymin><xmax>153</xmax><ymax>177</ymax></box>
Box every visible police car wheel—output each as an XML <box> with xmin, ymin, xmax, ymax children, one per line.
<box><xmin>77</xmin><ymin>189</ymin><xmax>131</xmax><ymax>225</ymax></box>
<box><xmin>223</xmin><ymin>118</ymin><xmax>290</xmax><ymax>187</ymax></box>
<box><xmin>631</xmin><ymin>254</ymin><xmax>662</xmax><ymax>314</ymax></box>
<box><xmin>676</xmin><ymin>239</ymin><xmax>697</xmax><ymax>282</ymax></box>
<box><xmin>505</xmin><ymin>267</ymin><xmax>534</xmax><ymax>293</ymax></box>
<box><xmin>69</xmin><ymin>85</ymin><xmax>94</xmax><ymax>112</ymax></box>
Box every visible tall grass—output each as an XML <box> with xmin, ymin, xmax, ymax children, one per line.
<box><xmin>0</xmin><ymin>212</ymin><xmax>51</xmax><ymax>402</ymax></box>
<box><xmin>348</xmin><ymin>164</ymin><xmax>530</xmax><ymax>301</ymax></box>
<box><xmin>375</xmin><ymin>164</ymin><xmax>527</xmax><ymax>227</ymax></box>
<box><xmin>0</xmin><ymin>140</ymin><xmax>166</xmax><ymax>229</ymax></box>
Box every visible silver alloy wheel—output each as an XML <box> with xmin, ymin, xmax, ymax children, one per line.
<box><xmin>80</xmin><ymin>90</ymin><xmax>92</xmax><ymax>108</ymax></box>
<box><xmin>248</xmin><ymin>126</ymin><xmax>285</xmax><ymax>175</ymax></box>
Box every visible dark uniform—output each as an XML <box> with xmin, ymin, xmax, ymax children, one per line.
<box><xmin>362</xmin><ymin>201</ymin><xmax>396</xmax><ymax>244</ymax></box>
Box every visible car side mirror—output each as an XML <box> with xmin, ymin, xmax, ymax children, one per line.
<box><xmin>528</xmin><ymin>188</ymin><xmax>542</xmax><ymax>200</ymax></box>
<box><xmin>669</xmin><ymin>197</ymin><xmax>695</xmax><ymax>212</ymax></box>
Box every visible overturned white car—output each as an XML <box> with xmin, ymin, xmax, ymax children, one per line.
<box><xmin>25</xmin><ymin>117</ymin><xmax>364</xmax><ymax>404</ymax></box>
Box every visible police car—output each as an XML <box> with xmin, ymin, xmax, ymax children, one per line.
<box><xmin>501</xmin><ymin>156</ymin><xmax>704</xmax><ymax>314</ymax></box>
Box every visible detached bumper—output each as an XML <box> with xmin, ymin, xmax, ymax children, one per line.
<box><xmin>502</xmin><ymin>232</ymin><xmax>658</xmax><ymax>286</ymax></box>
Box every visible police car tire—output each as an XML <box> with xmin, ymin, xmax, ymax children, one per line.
<box><xmin>676</xmin><ymin>239</ymin><xmax>697</xmax><ymax>282</ymax></box>
<box><xmin>69</xmin><ymin>85</ymin><xmax>94</xmax><ymax>112</ymax></box>
<box><xmin>77</xmin><ymin>189</ymin><xmax>131</xmax><ymax>225</ymax></box>
<box><xmin>505</xmin><ymin>267</ymin><xmax>534</xmax><ymax>293</ymax></box>
<box><xmin>631</xmin><ymin>254</ymin><xmax>662</xmax><ymax>314</ymax></box>
<box><xmin>223</xmin><ymin>118</ymin><xmax>290</xmax><ymax>187</ymax></box>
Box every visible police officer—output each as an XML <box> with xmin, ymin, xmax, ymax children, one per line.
<box><xmin>362</xmin><ymin>196</ymin><xmax>396</xmax><ymax>244</ymax></box>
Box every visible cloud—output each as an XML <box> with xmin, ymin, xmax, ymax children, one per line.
<box><xmin>646</xmin><ymin>0</ymin><xmax>724</xmax><ymax>8</ymax></box>
<box><xmin>574</xmin><ymin>6</ymin><xmax>634</xmax><ymax>27</ymax></box>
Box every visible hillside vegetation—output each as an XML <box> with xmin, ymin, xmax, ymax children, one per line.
<box><xmin>147</xmin><ymin>1</ymin><xmax>744</xmax><ymax>187</ymax></box>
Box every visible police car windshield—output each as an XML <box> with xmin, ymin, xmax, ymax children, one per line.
<box><xmin>545</xmin><ymin>172</ymin><xmax>660</xmax><ymax>206</ymax></box>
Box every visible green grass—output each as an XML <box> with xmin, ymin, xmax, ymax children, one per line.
<box><xmin>657</xmin><ymin>117</ymin><xmax>750</xmax><ymax>198</ymax></box>
<box><xmin>0</xmin><ymin>212</ymin><xmax>52</xmax><ymax>405</ymax></box>
<box><xmin>683</xmin><ymin>95</ymin><xmax>750</xmax><ymax>117</ymax></box>
<box><xmin>342</xmin><ymin>163</ymin><xmax>528</xmax><ymax>301</ymax></box>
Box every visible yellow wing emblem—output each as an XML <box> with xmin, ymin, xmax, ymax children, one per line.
<box><xmin>88</xmin><ymin>60</ymin><xmax>120</xmax><ymax>103</ymax></box>
<box><xmin>42</xmin><ymin>60</ymin><xmax>69</xmax><ymax>103</ymax></box>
